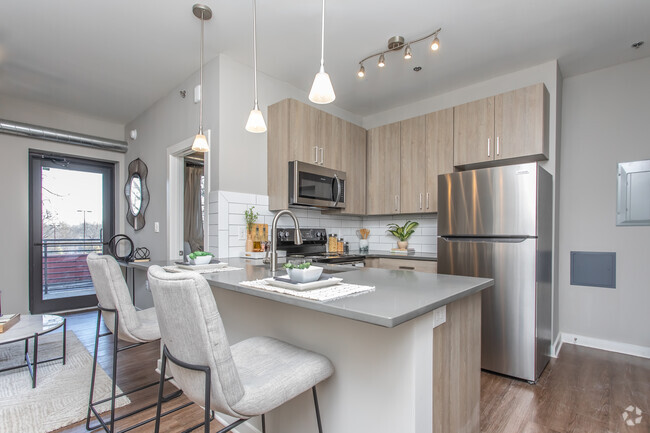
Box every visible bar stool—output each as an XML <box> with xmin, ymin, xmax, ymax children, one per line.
<box><xmin>85</xmin><ymin>253</ymin><xmax>190</xmax><ymax>433</ymax></box>
<box><xmin>147</xmin><ymin>265</ymin><xmax>334</xmax><ymax>433</ymax></box>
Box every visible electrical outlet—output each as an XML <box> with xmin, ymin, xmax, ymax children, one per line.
<box><xmin>238</xmin><ymin>226</ymin><xmax>247</xmax><ymax>240</ymax></box>
<box><xmin>145</xmin><ymin>280</ymin><xmax>150</xmax><ymax>292</ymax></box>
<box><xmin>433</xmin><ymin>305</ymin><xmax>446</xmax><ymax>328</ymax></box>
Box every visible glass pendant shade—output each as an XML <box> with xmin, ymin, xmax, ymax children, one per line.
<box><xmin>309</xmin><ymin>66</ymin><xmax>336</xmax><ymax>104</ymax></box>
<box><xmin>246</xmin><ymin>105</ymin><xmax>267</xmax><ymax>133</ymax></box>
<box><xmin>192</xmin><ymin>133</ymin><xmax>209</xmax><ymax>152</ymax></box>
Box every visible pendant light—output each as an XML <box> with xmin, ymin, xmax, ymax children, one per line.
<box><xmin>308</xmin><ymin>0</ymin><xmax>335</xmax><ymax>104</ymax></box>
<box><xmin>192</xmin><ymin>4</ymin><xmax>212</xmax><ymax>152</ymax></box>
<box><xmin>245</xmin><ymin>0</ymin><xmax>267</xmax><ymax>133</ymax></box>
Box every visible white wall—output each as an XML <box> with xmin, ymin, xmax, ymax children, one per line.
<box><xmin>0</xmin><ymin>95</ymin><xmax>125</xmax><ymax>313</ymax></box>
<box><xmin>361</xmin><ymin>60</ymin><xmax>563</xmax><ymax>347</ymax></box>
<box><xmin>558</xmin><ymin>56</ymin><xmax>650</xmax><ymax>351</ymax></box>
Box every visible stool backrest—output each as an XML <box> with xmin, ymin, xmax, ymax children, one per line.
<box><xmin>86</xmin><ymin>253</ymin><xmax>142</xmax><ymax>342</ymax></box>
<box><xmin>147</xmin><ymin>265</ymin><xmax>245</xmax><ymax>416</ymax></box>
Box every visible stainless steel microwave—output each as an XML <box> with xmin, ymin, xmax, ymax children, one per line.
<box><xmin>289</xmin><ymin>161</ymin><xmax>346</xmax><ymax>209</ymax></box>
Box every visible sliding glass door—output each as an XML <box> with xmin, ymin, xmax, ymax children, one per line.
<box><xmin>29</xmin><ymin>152</ymin><xmax>115</xmax><ymax>313</ymax></box>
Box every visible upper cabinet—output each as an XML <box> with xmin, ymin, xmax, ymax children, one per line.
<box><xmin>454</xmin><ymin>83</ymin><xmax>549</xmax><ymax>168</ymax></box>
<box><xmin>367</xmin><ymin>110</ymin><xmax>453</xmax><ymax>216</ymax></box>
<box><xmin>367</xmin><ymin>122</ymin><xmax>401</xmax><ymax>215</ymax></box>
<box><xmin>400</xmin><ymin>115</ymin><xmax>427</xmax><ymax>214</ymax></box>
<box><xmin>268</xmin><ymin>98</ymin><xmax>366</xmax><ymax>213</ymax></box>
<box><xmin>425</xmin><ymin>108</ymin><xmax>454</xmax><ymax>213</ymax></box>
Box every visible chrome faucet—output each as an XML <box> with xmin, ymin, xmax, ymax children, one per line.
<box><xmin>270</xmin><ymin>209</ymin><xmax>303</xmax><ymax>273</ymax></box>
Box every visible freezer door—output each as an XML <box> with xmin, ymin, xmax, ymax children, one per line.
<box><xmin>438</xmin><ymin>163</ymin><xmax>539</xmax><ymax>236</ymax></box>
<box><xmin>438</xmin><ymin>236</ymin><xmax>548</xmax><ymax>381</ymax></box>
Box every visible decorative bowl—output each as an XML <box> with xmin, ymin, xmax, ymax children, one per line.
<box><xmin>189</xmin><ymin>255</ymin><xmax>213</xmax><ymax>265</ymax></box>
<box><xmin>286</xmin><ymin>266</ymin><xmax>323</xmax><ymax>283</ymax></box>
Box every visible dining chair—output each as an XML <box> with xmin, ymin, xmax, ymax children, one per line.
<box><xmin>147</xmin><ymin>265</ymin><xmax>334</xmax><ymax>433</ymax></box>
<box><xmin>85</xmin><ymin>253</ymin><xmax>190</xmax><ymax>433</ymax></box>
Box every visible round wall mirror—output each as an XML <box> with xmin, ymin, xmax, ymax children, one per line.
<box><xmin>124</xmin><ymin>158</ymin><xmax>149</xmax><ymax>231</ymax></box>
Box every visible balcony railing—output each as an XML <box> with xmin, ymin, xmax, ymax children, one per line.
<box><xmin>42</xmin><ymin>238</ymin><xmax>103</xmax><ymax>296</ymax></box>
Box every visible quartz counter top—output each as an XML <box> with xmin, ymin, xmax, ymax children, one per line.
<box><xmin>130</xmin><ymin>257</ymin><xmax>491</xmax><ymax>328</ymax></box>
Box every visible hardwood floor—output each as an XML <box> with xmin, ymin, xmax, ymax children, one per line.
<box><xmin>50</xmin><ymin>311</ymin><xmax>649</xmax><ymax>433</ymax></box>
<box><xmin>480</xmin><ymin>344</ymin><xmax>650</xmax><ymax>433</ymax></box>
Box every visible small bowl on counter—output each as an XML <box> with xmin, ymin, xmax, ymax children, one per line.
<box><xmin>188</xmin><ymin>255</ymin><xmax>214</xmax><ymax>265</ymax></box>
<box><xmin>286</xmin><ymin>266</ymin><xmax>323</xmax><ymax>283</ymax></box>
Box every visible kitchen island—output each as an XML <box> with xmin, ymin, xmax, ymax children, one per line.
<box><xmin>131</xmin><ymin>258</ymin><xmax>492</xmax><ymax>433</ymax></box>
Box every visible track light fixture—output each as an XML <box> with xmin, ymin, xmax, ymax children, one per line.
<box><xmin>378</xmin><ymin>53</ymin><xmax>386</xmax><ymax>68</ymax></box>
<box><xmin>404</xmin><ymin>45</ymin><xmax>412</xmax><ymax>60</ymax></box>
<box><xmin>356</xmin><ymin>28</ymin><xmax>441</xmax><ymax>79</ymax></box>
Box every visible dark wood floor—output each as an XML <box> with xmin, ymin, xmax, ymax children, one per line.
<box><xmin>53</xmin><ymin>311</ymin><xmax>649</xmax><ymax>433</ymax></box>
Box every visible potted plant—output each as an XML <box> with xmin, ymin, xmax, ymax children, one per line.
<box><xmin>386</xmin><ymin>220</ymin><xmax>419</xmax><ymax>250</ymax></box>
<box><xmin>244</xmin><ymin>206</ymin><xmax>259</xmax><ymax>252</ymax></box>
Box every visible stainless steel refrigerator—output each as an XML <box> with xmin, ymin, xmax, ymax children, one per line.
<box><xmin>437</xmin><ymin>162</ymin><xmax>552</xmax><ymax>382</ymax></box>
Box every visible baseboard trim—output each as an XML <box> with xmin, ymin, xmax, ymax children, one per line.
<box><xmin>551</xmin><ymin>335</ymin><xmax>563</xmax><ymax>358</ymax></box>
<box><xmin>560</xmin><ymin>332</ymin><xmax>650</xmax><ymax>359</ymax></box>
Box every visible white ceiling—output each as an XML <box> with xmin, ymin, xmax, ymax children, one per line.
<box><xmin>0</xmin><ymin>0</ymin><xmax>648</xmax><ymax>124</ymax></box>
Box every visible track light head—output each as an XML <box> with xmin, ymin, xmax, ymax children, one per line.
<box><xmin>378</xmin><ymin>53</ymin><xmax>386</xmax><ymax>68</ymax></box>
<box><xmin>431</xmin><ymin>36</ymin><xmax>440</xmax><ymax>51</ymax></box>
<box><xmin>357</xmin><ymin>64</ymin><xmax>365</xmax><ymax>78</ymax></box>
<box><xmin>404</xmin><ymin>45</ymin><xmax>412</xmax><ymax>60</ymax></box>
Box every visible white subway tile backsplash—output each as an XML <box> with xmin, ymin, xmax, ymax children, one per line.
<box><xmin>209</xmin><ymin>190</ymin><xmax>437</xmax><ymax>256</ymax></box>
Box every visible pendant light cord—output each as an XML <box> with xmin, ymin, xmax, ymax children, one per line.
<box><xmin>199</xmin><ymin>10</ymin><xmax>204</xmax><ymax>134</ymax></box>
<box><xmin>320</xmin><ymin>0</ymin><xmax>325</xmax><ymax>69</ymax></box>
<box><xmin>253</xmin><ymin>0</ymin><xmax>259</xmax><ymax>107</ymax></box>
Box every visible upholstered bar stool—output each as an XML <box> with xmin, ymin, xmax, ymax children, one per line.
<box><xmin>147</xmin><ymin>265</ymin><xmax>334</xmax><ymax>433</ymax></box>
<box><xmin>85</xmin><ymin>253</ymin><xmax>189</xmax><ymax>433</ymax></box>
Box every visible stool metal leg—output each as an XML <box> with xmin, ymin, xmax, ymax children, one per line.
<box><xmin>312</xmin><ymin>387</ymin><xmax>323</xmax><ymax>433</ymax></box>
<box><xmin>32</xmin><ymin>333</ymin><xmax>38</xmax><ymax>388</ymax></box>
<box><xmin>86</xmin><ymin>309</ymin><xmax>102</xmax><ymax>431</ymax></box>
<box><xmin>262</xmin><ymin>414</ymin><xmax>266</xmax><ymax>433</ymax></box>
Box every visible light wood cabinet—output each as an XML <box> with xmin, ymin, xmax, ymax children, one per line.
<box><xmin>367</xmin><ymin>122</ymin><xmax>401</xmax><ymax>215</ymax></box>
<box><xmin>338</xmin><ymin>122</ymin><xmax>366</xmax><ymax>215</ymax></box>
<box><xmin>365</xmin><ymin>257</ymin><xmax>437</xmax><ymax>273</ymax></box>
<box><xmin>494</xmin><ymin>83</ymin><xmax>548</xmax><ymax>162</ymax></box>
<box><xmin>400</xmin><ymin>115</ymin><xmax>427</xmax><ymax>214</ymax></box>
<box><xmin>453</xmin><ymin>83</ymin><xmax>549</xmax><ymax>168</ymax></box>
<box><xmin>268</xmin><ymin>98</ymin><xmax>366</xmax><ymax>212</ymax></box>
<box><xmin>425</xmin><ymin>108</ymin><xmax>454</xmax><ymax>213</ymax></box>
<box><xmin>453</xmin><ymin>96</ymin><xmax>495</xmax><ymax>167</ymax></box>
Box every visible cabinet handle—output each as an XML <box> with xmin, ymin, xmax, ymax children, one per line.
<box><xmin>419</xmin><ymin>193</ymin><xmax>423</xmax><ymax>210</ymax></box>
<box><xmin>395</xmin><ymin>195</ymin><xmax>399</xmax><ymax>212</ymax></box>
<box><xmin>496</xmin><ymin>136</ymin><xmax>500</xmax><ymax>156</ymax></box>
<box><xmin>426</xmin><ymin>192</ymin><xmax>430</xmax><ymax>210</ymax></box>
<box><xmin>399</xmin><ymin>266</ymin><xmax>415</xmax><ymax>270</ymax></box>
<box><xmin>320</xmin><ymin>147</ymin><xmax>324</xmax><ymax>165</ymax></box>
<box><xmin>313</xmin><ymin>146</ymin><xmax>318</xmax><ymax>164</ymax></box>
<box><xmin>487</xmin><ymin>138</ymin><xmax>491</xmax><ymax>157</ymax></box>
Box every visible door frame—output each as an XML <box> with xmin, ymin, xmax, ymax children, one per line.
<box><xmin>28</xmin><ymin>151</ymin><xmax>116</xmax><ymax>313</ymax></box>
<box><xmin>166</xmin><ymin>130</ymin><xmax>211</xmax><ymax>260</ymax></box>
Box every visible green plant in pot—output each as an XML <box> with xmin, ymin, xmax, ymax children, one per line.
<box><xmin>386</xmin><ymin>220</ymin><xmax>419</xmax><ymax>250</ymax></box>
<box><xmin>244</xmin><ymin>206</ymin><xmax>259</xmax><ymax>252</ymax></box>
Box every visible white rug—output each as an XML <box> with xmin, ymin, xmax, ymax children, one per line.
<box><xmin>0</xmin><ymin>331</ymin><xmax>130</xmax><ymax>433</ymax></box>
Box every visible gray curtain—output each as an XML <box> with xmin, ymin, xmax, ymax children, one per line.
<box><xmin>184</xmin><ymin>165</ymin><xmax>204</xmax><ymax>252</ymax></box>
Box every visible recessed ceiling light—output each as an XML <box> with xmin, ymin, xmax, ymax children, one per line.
<box><xmin>631</xmin><ymin>41</ymin><xmax>644</xmax><ymax>49</ymax></box>
<box><xmin>413</xmin><ymin>66</ymin><xmax>422</xmax><ymax>72</ymax></box>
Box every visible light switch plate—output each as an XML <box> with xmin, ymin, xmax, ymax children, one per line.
<box><xmin>154</xmin><ymin>222</ymin><xmax>160</xmax><ymax>233</ymax></box>
<box><xmin>433</xmin><ymin>305</ymin><xmax>446</xmax><ymax>328</ymax></box>
<box><xmin>238</xmin><ymin>226</ymin><xmax>247</xmax><ymax>240</ymax></box>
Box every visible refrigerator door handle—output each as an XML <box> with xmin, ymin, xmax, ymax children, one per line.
<box><xmin>440</xmin><ymin>236</ymin><xmax>529</xmax><ymax>243</ymax></box>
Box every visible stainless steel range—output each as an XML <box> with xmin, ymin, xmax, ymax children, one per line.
<box><xmin>276</xmin><ymin>228</ymin><xmax>365</xmax><ymax>267</ymax></box>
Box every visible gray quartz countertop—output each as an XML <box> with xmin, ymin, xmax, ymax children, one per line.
<box><xmin>130</xmin><ymin>257</ymin><xmax>491</xmax><ymax>328</ymax></box>
<box><xmin>362</xmin><ymin>250</ymin><xmax>437</xmax><ymax>261</ymax></box>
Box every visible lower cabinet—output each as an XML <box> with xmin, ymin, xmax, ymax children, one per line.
<box><xmin>365</xmin><ymin>258</ymin><xmax>437</xmax><ymax>273</ymax></box>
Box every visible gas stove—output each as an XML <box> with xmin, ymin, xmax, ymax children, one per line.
<box><xmin>276</xmin><ymin>228</ymin><xmax>365</xmax><ymax>265</ymax></box>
